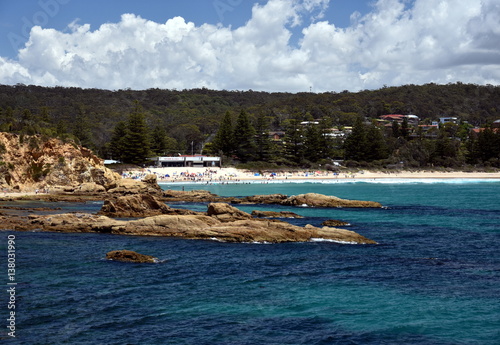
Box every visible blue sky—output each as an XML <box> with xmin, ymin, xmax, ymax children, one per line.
<box><xmin>0</xmin><ymin>0</ymin><xmax>498</xmax><ymax>92</ymax></box>
<box><xmin>0</xmin><ymin>0</ymin><xmax>371</xmax><ymax>59</ymax></box>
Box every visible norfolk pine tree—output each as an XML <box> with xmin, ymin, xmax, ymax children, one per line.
<box><xmin>212</xmin><ymin>111</ymin><xmax>234</xmax><ymax>157</ymax></box>
<box><xmin>233</xmin><ymin>110</ymin><xmax>257</xmax><ymax>163</ymax></box>
<box><xmin>123</xmin><ymin>101</ymin><xmax>150</xmax><ymax>165</ymax></box>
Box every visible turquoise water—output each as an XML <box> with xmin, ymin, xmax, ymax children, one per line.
<box><xmin>1</xmin><ymin>180</ymin><xmax>499</xmax><ymax>344</ymax></box>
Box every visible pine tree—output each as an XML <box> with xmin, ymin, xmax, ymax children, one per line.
<box><xmin>302</xmin><ymin>122</ymin><xmax>322</xmax><ymax>162</ymax></box>
<box><xmin>344</xmin><ymin>117</ymin><xmax>367</xmax><ymax>161</ymax></box>
<box><xmin>283</xmin><ymin>118</ymin><xmax>304</xmax><ymax>164</ymax></box>
<box><xmin>150</xmin><ymin>125</ymin><xmax>168</xmax><ymax>156</ymax></box>
<box><xmin>365</xmin><ymin>125</ymin><xmax>389</xmax><ymax>161</ymax></box>
<box><xmin>254</xmin><ymin>113</ymin><xmax>272</xmax><ymax>161</ymax></box>
<box><xmin>122</xmin><ymin>101</ymin><xmax>150</xmax><ymax>165</ymax></box>
<box><xmin>400</xmin><ymin>117</ymin><xmax>409</xmax><ymax>140</ymax></box>
<box><xmin>317</xmin><ymin>117</ymin><xmax>334</xmax><ymax>161</ymax></box>
<box><xmin>109</xmin><ymin>121</ymin><xmax>127</xmax><ymax>162</ymax></box>
<box><xmin>233</xmin><ymin>110</ymin><xmax>256</xmax><ymax>163</ymax></box>
<box><xmin>233</xmin><ymin>110</ymin><xmax>257</xmax><ymax>163</ymax></box>
<box><xmin>212</xmin><ymin>111</ymin><xmax>234</xmax><ymax>156</ymax></box>
<box><xmin>477</xmin><ymin>127</ymin><xmax>499</xmax><ymax>162</ymax></box>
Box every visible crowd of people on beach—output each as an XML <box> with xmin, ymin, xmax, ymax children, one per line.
<box><xmin>122</xmin><ymin>168</ymin><xmax>363</xmax><ymax>184</ymax></box>
<box><xmin>123</xmin><ymin>168</ymin><xmax>243</xmax><ymax>184</ymax></box>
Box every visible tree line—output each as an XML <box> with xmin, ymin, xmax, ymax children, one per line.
<box><xmin>0</xmin><ymin>83</ymin><xmax>499</xmax><ymax>168</ymax></box>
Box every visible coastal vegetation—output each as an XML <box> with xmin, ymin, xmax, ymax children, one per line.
<box><xmin>0</xmin><ymin>83</ymin><xmax>499</xmax><ymax>169</ymax></box>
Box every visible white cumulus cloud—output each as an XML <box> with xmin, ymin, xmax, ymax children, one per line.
<box><xmin>0</xmin><ymin>0</ymin><xmax>499</xmax><ymax>92</ymax></box>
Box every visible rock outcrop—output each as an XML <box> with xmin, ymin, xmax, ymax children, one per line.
<box><xmin>280</xmin><ymin>193</ymin><xmax>382</xmax><ymax>208</ymax></box>
<box><xmin>242</xmin><ymin>194</ymin><xmax>289</xmax><ymax>204</ymax></box>
<box><xmin>0</xmin><ymin>132</ymin><xmax>120</xmax><ymax>191</ymax></box>
<box><xmin>98</xmin><ymin>194</ymin><xmax>200</xmax><ymax>218</ymax></box>
<box><xmin>24</xmin><ymin>203</ymin><xmax>377</xmax><ymax>244</ymax></box>
<box><xmin>251</xmin><ymin>210</ymin><xmax>304</xmax><ymax>218</ymax></box>
<box><xmin>163</xmin><ymin>190</ymin><xmax>383</xmax><ymax>209</ymax></box>
<box><xmin>99</xmin><ymin>194</ymin><xmax>171</xmax><ymax>218</ymax></box>
<box><xmin>76</xmin><ymin>182</ymin><xmax>107</xmax><ymax>194</ymax></box>
<box><xmin>163</xmin><ymin>189</ymin><xmax>226</xmax><ymax>202</ymax></box>
<box><xmin>106</xmin><ymin>250</ymin><xmax>158</xmax><ymax>263</ymax></box>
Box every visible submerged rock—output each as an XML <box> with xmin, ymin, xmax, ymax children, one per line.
<box><xmin>106</xmin><ymin>250</ymin><xmax>158</xmax><ymax>263</ymax></box>
<box><xmin>321</xmin><ymin>219</ymin><xmax>351</xmax><ymax>227</ymax></box>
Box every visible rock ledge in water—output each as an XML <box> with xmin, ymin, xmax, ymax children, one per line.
<box><xmin>106</xmin><ymin>250</ymin><xmax>158</xmax><ymax>263</ymax></box>
<box><xmin>321</xmin><ymin>219</ymin><xmax>351</xmax><ymax>227</ymax></box>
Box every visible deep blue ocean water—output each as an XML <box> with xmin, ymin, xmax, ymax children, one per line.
<box><xmin>1</xmin><ymin>180</ymin><xmax>499</xmax><ymax>344</ymax></box>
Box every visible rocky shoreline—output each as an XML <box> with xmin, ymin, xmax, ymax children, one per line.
<box><xmin>5</xmin><ymin>200</ymin><xmax>376</xmax><ymax>244</ymax></box>
<box><xmin>1</xmin><ymin>185</ymin><xmax>380</xmax><ymax>244</ymax></box>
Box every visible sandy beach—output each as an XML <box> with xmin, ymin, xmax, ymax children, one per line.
<box><xmin>1</xmin><ymin>168</ymin><xmax>498</xmax><ymax>199</ymax></box>
<box><xmin>123</xmin><ymin>167</ymin><xmax>500</xmax><ymax>183</ymax></box>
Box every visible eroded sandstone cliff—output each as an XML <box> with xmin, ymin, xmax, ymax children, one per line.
<box><xmin>0</xmin><ymin>132</ymin><xmax>120</xmax><ymax>191</ymax></box>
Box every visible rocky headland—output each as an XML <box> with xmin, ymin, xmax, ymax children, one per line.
<box><xmin>0</xmin><ymin>132</ymin><xmax>120</xmax><ymax>192</ymax></box>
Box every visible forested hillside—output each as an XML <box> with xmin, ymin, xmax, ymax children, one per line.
<box><xmin>0</xmin><ymin>83</ymin><xmax>499</xmax><ymax>168</ymax></box>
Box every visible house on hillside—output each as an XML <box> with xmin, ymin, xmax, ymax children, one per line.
<box><xmin>327</xmin><ymin>127</ymin><xmax>352</xmax><ymax>138</ymax></box>
<box><xmin>470</xmin><ymin>127</ymin><xmax>500</xmax><ymax>137</ymax></box>
<box><xmin>439</xmin><ymin>117</ymin><xmax>458</xmax><ymax>125</ymax></box>
<box><xmin>379</xmin><ymin>114</ymin><xmax>420</xmax><ymax>125</ymax></box>
<box><xmin>268</xmin><ymin>131</ymin><xmax>286</xmax><ymax>141</ymax></box>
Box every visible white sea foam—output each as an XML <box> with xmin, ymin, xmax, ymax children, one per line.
<box><xmin>310</xmin><ymin>238</ymin><xmax>358</xmax><ymax>244</ymax></box>
<box><xmin>209</xmin><ymin>237</ymin><xmax>272</xmax><ymax>244</ymax></box>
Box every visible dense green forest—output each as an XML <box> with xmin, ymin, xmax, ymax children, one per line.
<box><xmin>0</xmin><ymin>82</ymin><xmax>499</xmax><ymax>169</ymax></box>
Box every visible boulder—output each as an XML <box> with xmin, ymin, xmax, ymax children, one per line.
<box><xmin>142</xmin><ymin>174</ymin><xmax>163</xmax><ymax>193</ymax></box>
<box><xmin>321</xmin><ymin>219</ymin><xmax>351</xmax><ymax>227</ymax></box>
<box><xmin>106</xmin><ymin>250</ymin><xmax>158</xmax><ymax>263</ymax></box>
<box><xmin>99</xmin><ymin>194</ymin><xmax>170</xmax><ymax>218</ymax></box>
<box><xmin>76</xmin><ymin>182</ymin><xmax>106</xmax><ymax>194</ymax></box>
<box><xmin>207</xmin><ymin>203</ymin><xmax>252</xmax><ymax>222</ymax></box>
<box><xmin>251</xmin><ymin>210</ymin><xmax>304</xmax><ymax>218</ymax></box>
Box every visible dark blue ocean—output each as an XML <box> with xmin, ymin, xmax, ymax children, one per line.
<box><xmin>1</xmin><ymin>180</ymin><xmax>499</xmax><ymax>344</ymax></box>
